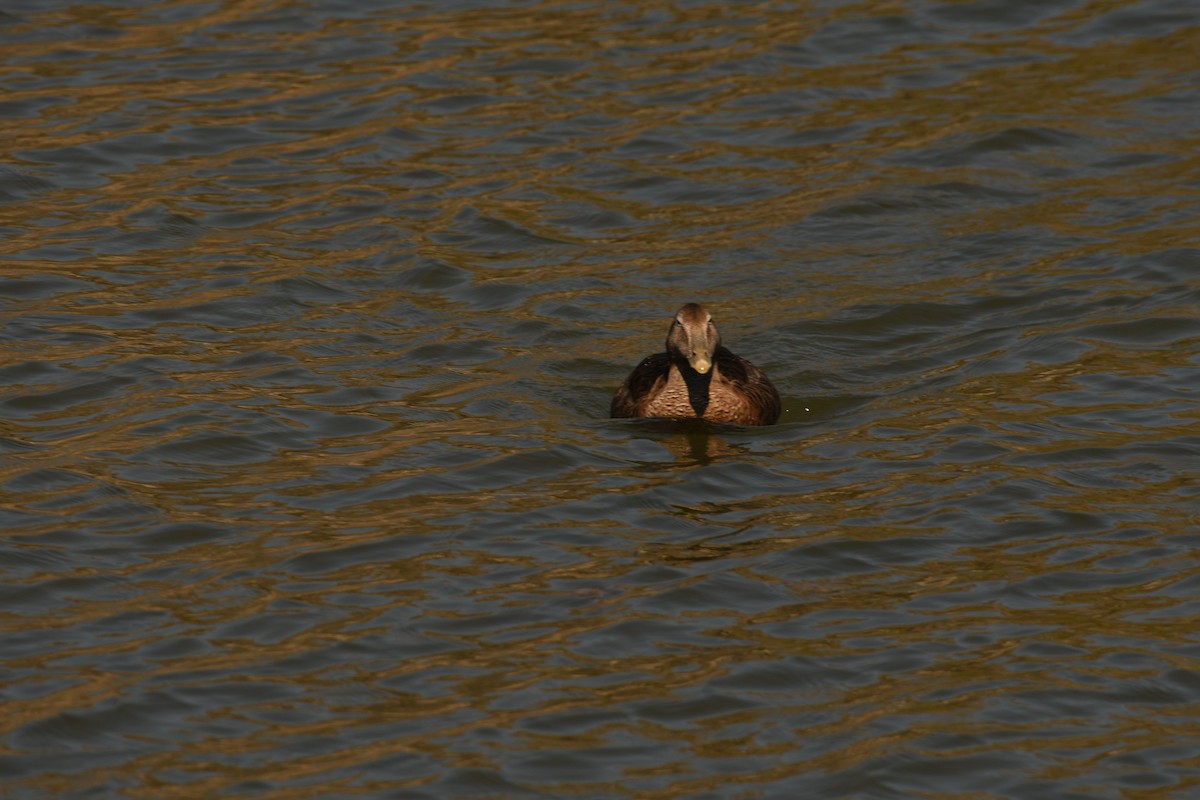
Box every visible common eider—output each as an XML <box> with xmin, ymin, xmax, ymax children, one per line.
<box><xmin>611</xmin><ymin>303</ymin><xmax>781</xmax><ymax>426</ymax></box>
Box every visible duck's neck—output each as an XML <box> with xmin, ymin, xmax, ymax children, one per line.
<box><xmin>676</xmin><ymin>360</ymin><xmax>714</xmax><ymax>418</ymax></box>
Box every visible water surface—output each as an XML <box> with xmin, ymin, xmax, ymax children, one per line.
<box><xmin>2</xmin><ymin>0</ymin><xmax>1199</xmax><ymax>797</ymax></box>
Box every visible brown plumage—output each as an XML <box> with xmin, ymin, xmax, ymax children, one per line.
<box><xmin>611</xmin><ymin>303</ymin><xmax>781</xmax><ymax>426</ymax></box>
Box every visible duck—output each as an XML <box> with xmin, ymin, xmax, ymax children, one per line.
<box><xmin>611</xmin><ymin>303</ymin><xmax>781</xmax><ymax>426</ymax></box>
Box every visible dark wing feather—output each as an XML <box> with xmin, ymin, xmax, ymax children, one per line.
<box><xmin>714</xmin><ymin>346</ymin><xmax>781</xmax><ymax>425</ymax></box>
<box><xmin>611</xmin><ymin>353</ymin><xmax>670</xmax><ymax>418</ymax></box>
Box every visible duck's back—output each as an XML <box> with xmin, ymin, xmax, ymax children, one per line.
<box><xmin>610</xmin><ymin>353</ymin><xmax>670</xmax><ymax>418</ymax></box>
<box><xmin>611</xmin><ymin>348</ymin><xmax>780</xmax><ymax>425</ymax></box>
<box><xmin>707</xmin><ymin>348</ymin><xmax>780</xmax><ymax>425</ymax></box>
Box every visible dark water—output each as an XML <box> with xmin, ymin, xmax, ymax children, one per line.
<box><xmin>2</xmin><ymin>0</ymin><xmax>1199</xmax><ymax>797</ymax></box>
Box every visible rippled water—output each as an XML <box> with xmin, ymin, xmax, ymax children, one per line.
<box><xmin>3</xmin><ymin>0</ymin><xmax>1199</xmax><ymax>797</ymax></box>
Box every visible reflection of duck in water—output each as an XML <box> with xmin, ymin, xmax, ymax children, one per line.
<box><xmin>611</xmin><ymin>303</ymin><xmax>781</xmax><ymax>426</ymax></box>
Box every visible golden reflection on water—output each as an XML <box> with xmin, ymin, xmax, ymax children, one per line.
<box><xmin>6</xmin><ymin>0</ymin><xmax>1191</xmax><ymax>276</ymax></box>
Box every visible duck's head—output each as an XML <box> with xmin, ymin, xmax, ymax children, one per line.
<box><xmin>666</xmin><ymin>302</ymin><xmax>720</xmax><ymax>375</ymax></box>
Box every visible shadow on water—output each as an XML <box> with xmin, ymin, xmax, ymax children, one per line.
<box><xmin>611</xmin><ymin>417</ymin><xmax>765</xmax><ymax>466</ymax></box>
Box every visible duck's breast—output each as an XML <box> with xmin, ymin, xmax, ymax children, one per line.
<box><xmin>641</xmin><ymin>364</ymin><xmax>700</xmax><ymax>419</ymax></box>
